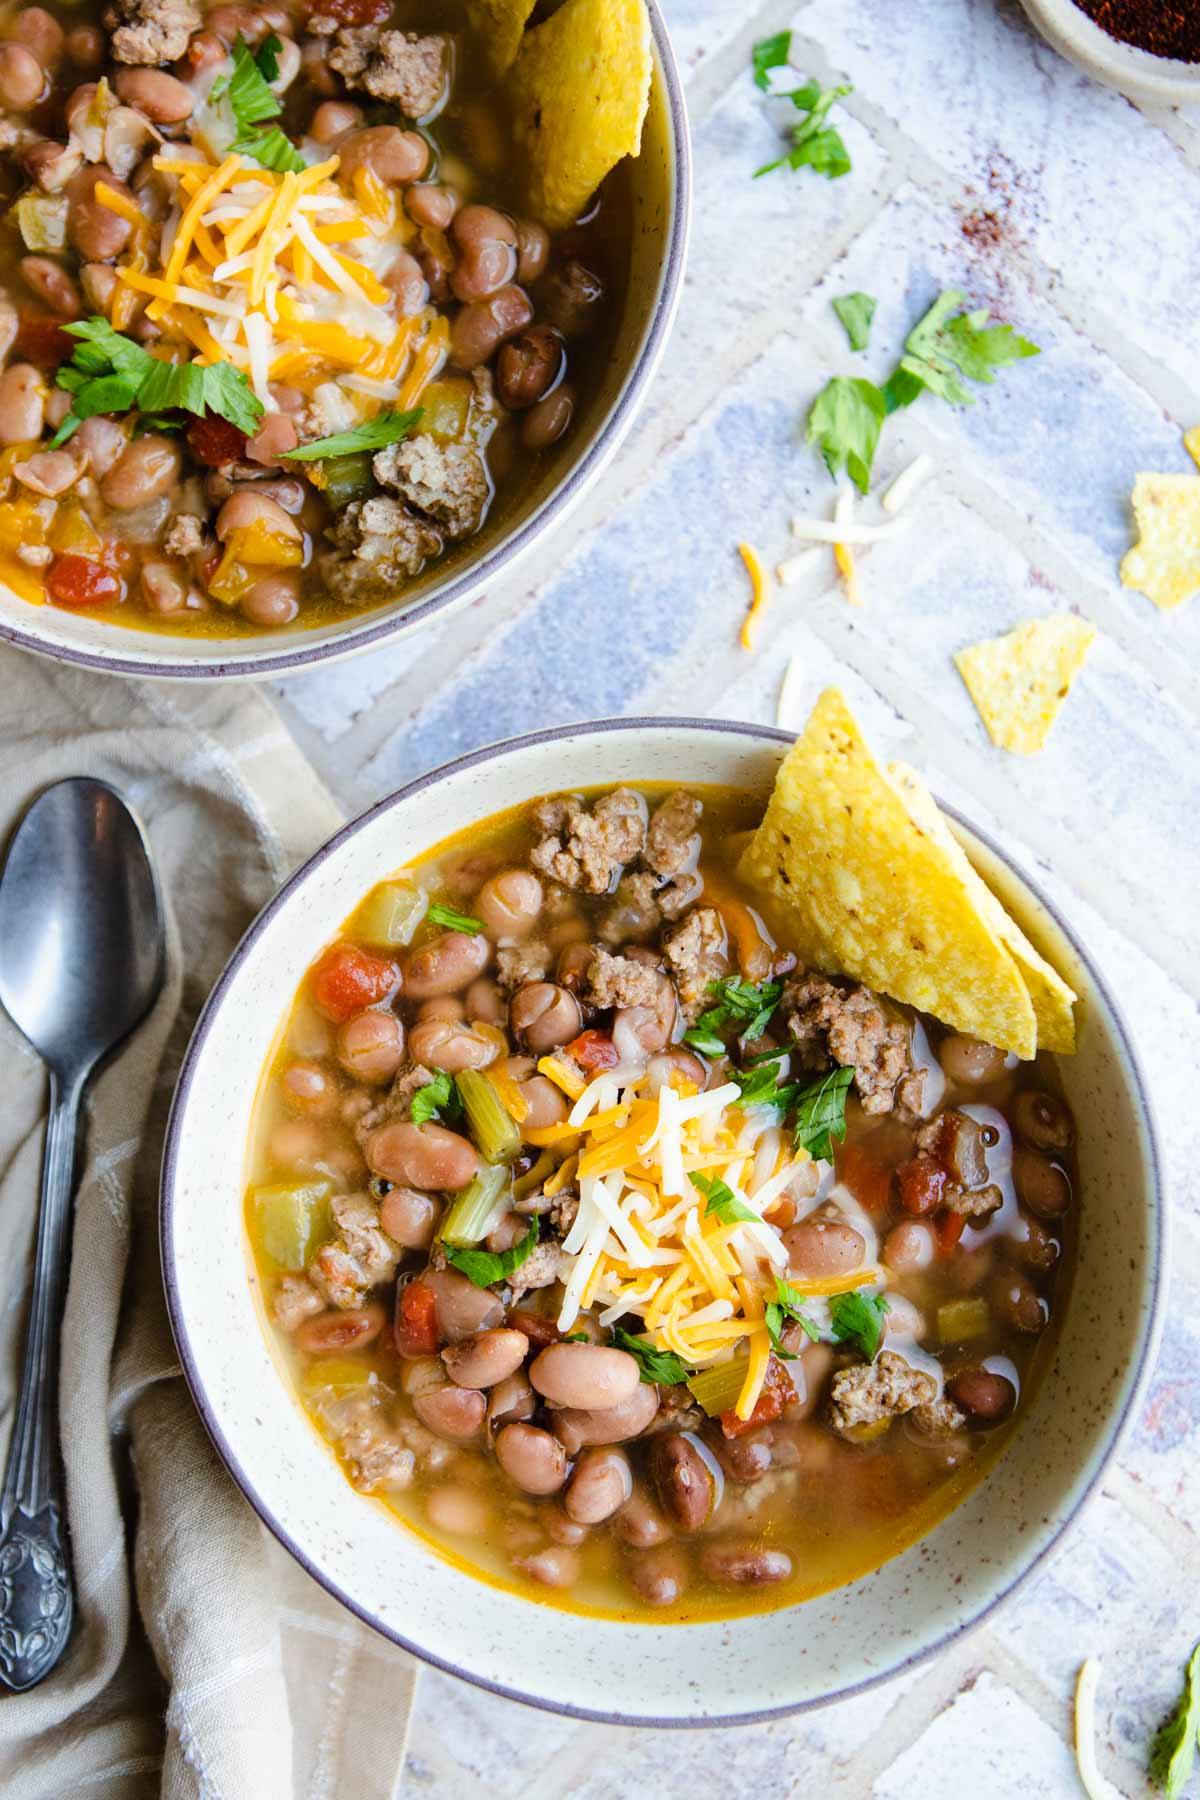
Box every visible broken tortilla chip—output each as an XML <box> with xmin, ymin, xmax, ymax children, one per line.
<box><xmin>466</xmin><ymin>0</ymin><xmax>537</xmax><ymax>73</ymax></box>
<box><xmin>889</xmin><ymin>764</ymin><xmax>1077</xmax><ymax>1053</ymax></box>
<box><xmin>739</xmin><ymin>689</ymin><xmax>1039</xmax><ymax>1058</ymax></box>
<box><xmin>1184</xmin><ymin>427</ymin><xmax>1200</xmax><ymax>472</ymax></box>
<box><xmin>1120</xmin><ymin>472</ymin><xmax>1200</xmax><ymax>611</ymax></box>
<box><xmin>953</xmin><ymin>615</ymin><xmax>1095</xmax><ymax>755</ymax></box>
<box><xmin>509</xmin><ymin>0</ymin><xmax>652</xmax><ymax>231</ymax></box>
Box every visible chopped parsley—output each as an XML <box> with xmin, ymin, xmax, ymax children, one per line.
<box><xmin>424</xmin><ymin>900</ymin><xmax>485</xmax><ymax>935</ymax></box>
<box><xmin>233</xmin><ymin>124</ymin><xmax>307</xmax><ymax>174</ymax></box>
<box><xmin>444</xmin><ymin>1216</ymin><xmax>539</xmax><ymax>1289</ymax></box>
<box><xmin>49</xmin><ymin>318</ymin><xmax>263</xmax><ymax>448</ymax></box>
<box><xmin>283</xmin><ymin>407</ymin><xmax>423</xmax><ymax>463</ymax></box>
<box><xmin>832</xmin><ymin>291</ymin><xmax>876</xmax><ymax>353</ymax></box>
<box><xmin>688</xmin><ymin>1170</ymin><xmax>759</xmax><ymax>1226</ymax></box>
<box><xmin>410</xmin><ymin>1070</ymin><xmax>463</xmax><ymax>1126</ymax></box>
<box><xmin>829</xmin><ymin>1289</ymin><xmax>889</xmax><ymax>1361</ymax></box>
<box><xmin>728</xmin><ymin>1048</ymin><xmax>794</xmax><ymax>1111</ymax></box>
<box><xmin>610</xmin><ymin>1326</ymin><xmax>689</xmax><ymax>1385</ymax></box>
<box><xmin>755</xmin><ymin>78</ymin><xmax>853</xmax><ymax>181</ymax></box>
<box><xmin>792</xmin><ymin>1065</ymin><xmax>854</xmax><ymax>1160</ymax></box>
<box><xmin>681</xmin><ymin>975</ymin><xmax>783</xmax><ymax>1054</ymax></box>
<box><xmin>764</xmin><ymin>1276</ymin><xmax>822</xmax><ymax>1359</ymax></box>
<box><xmin>564</xmin><ymin>1330</ymin><xmax>591</xmax><ymax>1344</ymax></box>
<box><xmin>1151</xmin><ymin>1642</ymin><xmax>1200</xmax><ymax>1799</ymax></box>
<box><xmin>751</xmin><ymin>29</ymin><xmax>792</xmax><ymax>91</ymax></box>
<box><xmin>215</xmin><ymin>36</ymin><xmax>307</xmax><ymax>173</ymax></box>
<box><xmin>806</xmin><ymin>374</ymin><xmax>886</xmax><ymax>495</ymax></box>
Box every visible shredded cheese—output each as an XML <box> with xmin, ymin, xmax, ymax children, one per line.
<box><xmin>882</xmin><ymin>452</ymin><xmax>935</xmax><ymax>515</ymax></box>
<box><xmin>738</xmin><ymin>541</ymin><xmax>771</xmax><ymax>650</ymax></box>
<box><xmin>833</xmin><ymin>488</ymin><xmax>864</xmax><ymax>607</ymax></box>
<box><xmin>1073</xmin><ymin>1660</ymin><xmax>1121</xmax><ymax>1800</ymax></box>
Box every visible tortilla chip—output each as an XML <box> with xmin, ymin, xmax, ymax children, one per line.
<box><xmin>1120</xmin><ymin>473</ymin><xmax>1200</xmax><ymax>611</ymax></box>
<box><xmin>739</xmin><ymin>689</ymin><xmax>1038</xmax><ymax>1058</ymax></box>
<box><xmin>889</xmin><ymin>765</ymin><xmax>1077</xmax><ymax>1053</ymax></box>
<box><xmin>1184</xmin><ymin>427</ymin><xmax>1200</xmax><ymax>472</ymax></box>
<box><xmin>953</xmin><ymin>615</ymin><xmax>1095</xmax><ymax>755</ymax></box>
<box><xmin>509</xmin><ymin>0</ymin><xmax>652</xmax><ymax>230</ymax></box>
<box><xmin>466</xmin><ymin>0</ymin><xmax>537</xmax><ymax>73</ymax></box>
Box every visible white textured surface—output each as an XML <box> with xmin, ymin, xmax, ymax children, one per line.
<box><xmin>264</xmin><ymin>1</ymin><xmax>1200</xmax><ymax>1790</ymax></box>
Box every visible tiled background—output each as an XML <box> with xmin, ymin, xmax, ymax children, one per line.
<box><xmin>269</xmin><ymin>1</ymin><xmax>1200</xmax><ymax>1791</ymax></box>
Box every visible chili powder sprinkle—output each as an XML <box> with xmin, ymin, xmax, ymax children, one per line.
<box><xmin>1073</xmin><ymin>0</ymin><xmax>1200</xmax><ymax>63</ymax></box>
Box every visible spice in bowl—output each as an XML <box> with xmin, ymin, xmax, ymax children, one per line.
<box><xmin>1072</xmin><ymin>1</ymin><xmax>1200</xmax><ymax>62</ymax></box>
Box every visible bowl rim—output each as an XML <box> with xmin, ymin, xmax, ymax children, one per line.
<box><xmin>1018</xmin><ymin>0</ymin><xmax>1200</xmax><ymax>100</ymax></box>
<box><xmin>0</xmin><ymin>0</ymin><xmax>692</xmax><ymax>683</ymax></box>
<box><xmin>160</xmin><ymin>716</ymin><xmax>1168</xmax><ymax>1727</ymax></box>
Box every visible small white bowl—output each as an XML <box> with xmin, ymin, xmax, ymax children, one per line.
<box><xmin>1019</xmin><ymin>0</ymin><xmax>1200</xmax><ymax>104</ymax></box>
<box><xmin>0</xmin><ymin>4</ymin><xmax>690</xmax><ymax>682</ymax></box>
<box><xmin>161</xmin><ymin>720</ymin><xmax>1166</xmax><ymax>1724</ymax></box>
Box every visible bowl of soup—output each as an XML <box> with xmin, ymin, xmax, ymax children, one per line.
<box><xmin>0</xmin><ymin>0</ymin><xmax>688</xmax><ymax>678</ymax></box>
<box><xmin>161</xmin><ymin>718</ymin><xmax>1164</xmax><ymax>1722</ymax></box>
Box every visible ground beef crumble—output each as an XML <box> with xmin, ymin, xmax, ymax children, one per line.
<box><xmin>944</xmin><ymin>1183</ymin><xmax>1003</xmax><ymax>1219</ymax></box>
<box><xmin>326</xmin><ymin>27</ymin><xmax>447</xmax><ymax>115</ymax></box>
<box><xmin>355</xmin><ymin>1062</ymin><xmax>434</xmax><ymax>1143</ymax></box>
<box><xmin>105</xmin><ymin>0</ymin><xmax>199</xmax><ymax>63</ymax></box>
<box><xmin>496</xmin><ymin>941</ymin><xmax>552</xmax><ymax>991</ymax></box>
<box><xmin>530</xmin><ymin>789</ymin><xmax>647</xmax><ymax>894</ymax></box>
<box><xmin>310</xmin><ymin>1192</ymin><xmax>400</xmax><ymax>1309</ymax></box>
<box><xmin>163</xmin><ymin>513</ymin><xmax>206</xmax><ymax>558</ymax></box>
<box><xmin>910</xmin><ymin>1397</ymin><xmax>967</xmax><ymax>1437</ymax></box>
<box><xmin>273</xmin><ymin>1273</ymin><xmax>324</xmax><ymax>1332</ymax></box>
<box><xmin>644</xmin><ymin>790</ymin><xmax>702</xmax><ymax>878</ymax></box>
<box><xmin>827</xmin><ymin>1351</ymin><xmax>936</xmax><ymax>1434</ymax></box>
<box><xmin>783</xmin><ymin>975</ymin><xmax>913</xmax><ymax>1115</ymax></box>
<box><xmin>663</xmin><ymin>906</ymin><xmax>729</xmax><ymax>1018</ymax></box>
<box><xmin>585</xmin><ymin>948</ymin><xmax>664</xmax><ymax>1010</ymax></box>
<box><xmin>322</xmin><ymin>498</ymin><xmax>441</xmax><ymax>604</ymax></box>
<box><xmin>374</xmin><ymin>435</ymin><xmax>490</xmax><ymax>540</ymax></box>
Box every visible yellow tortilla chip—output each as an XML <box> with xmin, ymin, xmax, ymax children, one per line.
<box><xmin>466</xmin><ymin>0</ymin><xmax>537</xmax><ymax>73</ymax></box>
<box><xmin>1184</xmin><ymin>427</ymin><xmax>1200</xmax><ymax>472</ymax></box>
<box><xmin>953</xmin><ymin>615</ymin><xmax>1095</xmax><ymax>755</ymax></box>
<box><xmin>739</xmin><ymin>690</ymin><xmax>1038</xmax><ymax>1058</ymax></box>
<box><xmin>889</xmin><ymin>765</ymin><xmax>1077</xmax><ymax>1054</ymax></box>
<box><xmin>1120</xmin><ymin>473</ymin><xmax>1200</xmax><ymax>611</ymax></box>
<box><xmin>509</xmin><ymin>0</ymin><xmax>652</xmax><ymax>230</ymax></box>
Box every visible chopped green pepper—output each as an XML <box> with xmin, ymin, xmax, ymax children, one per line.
<box><xmin>251</xmin><ymin>1178</ymin><xmax>331</xmax><ymax>1269</ymax></box>
<box><xmin>352</xmin><ymin>880</ymin><xmax>428</xmax><ymax>948</ymax></box>
<box><xmin>439</xmin><ymin>1164</ymin><xmax>509</xmax><ymax>1247</ymax></box>
<box><xmin>456</xmin><ymin>1069</ymin><xmax>521</xmax><ymax>1165</ymax></box>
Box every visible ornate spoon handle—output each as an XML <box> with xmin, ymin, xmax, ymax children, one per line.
<box><xmin>0</xmin><ymin>1069</ymin><xmax>81</xmax><ymax>1691</ymax></box>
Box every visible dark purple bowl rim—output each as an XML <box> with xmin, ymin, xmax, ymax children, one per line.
<box><xmin>0</xmin><ymin>0</ymin><xmax>691</xmax><ymax>682</ymax></box>
<box><xmin>159</xmin><ymin>716</ymin><xmax>1167</xmax><ymax>1729</ymax></box>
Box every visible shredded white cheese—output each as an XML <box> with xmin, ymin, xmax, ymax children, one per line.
<box><xmin>882</xmin><ymin>452</ymin><xmax>935</xmax><ymax>515</ymax></box>
<box><xmin>1074</xmin><ymin>1659</ymin><xmax>1122</xmax><ymax>1800</ymax></box>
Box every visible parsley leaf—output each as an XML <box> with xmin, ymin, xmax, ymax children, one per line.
<box><xmin>891</xmin><ymin>289</ymin><xmax>1040</xmax><ymax>410</ymax></box>
<box><xmin>751</xmin><ymin>29</ymin><xmax>791</xmax><ymax>90</ymax></box>
<box><xmin>756</xmin><ymin>80</ymin><xmax>853</xmax><ymax>181</ymax></box>
<box><xmin>793</xmin><ymin>1065</ymin><xmax>854</xmax><ymax>1160</ymax></box>
<box><xmin>806</xmin><ymin>375</ymin><xmax>886</xmax><ymax>494</ymax></box>
<box><xmin>410</xmin><ymin>1070</ymin><xmax>461</xmax><ymax>1127</ymax></box>
<box><xmin>49</xmin><ymin>317</ymin><xmax>264</xmax><ymax>447</ymax></box>
<box><xmin>423</xmin><ymin>899</ymin><xmax>485</xmax><ymax>935</ymax></box>
<box><xmin>1151</xmin><ymin>1642</ymin><xmax>1200</xmax><ymax>1799</ymax></box>
<box><xmin>284</xmin><ymin>408</ymin><xmax>424</xmax><ymax>463</ymax></box>
<box><xmin>728</xmin><ymin>1049</ymin><xmax>795</xmax><ymax>1112</ymax></box>
<box><xmin>832</xmin><ymin>291</ymin><xmax>876</xmax><ymax>353</ymax></box>
<box><xmin>254</xmin><ymin>31</ymin><xmax>282</xmax><ymax>82</ymax></box>
<box><xmin>610</xmin><ymin>1327</ymin><xmax>689</xmax><ymax>1385</ymax></box>
<box><xmin>829</xmin><ymin>1289</ymin><xmax>889</xmax><ymax>1361</ymax></box>
<box><xmin>232</xmin><ymin>124</ymin><xmax>307</xmax><ymax>174</ymax></box>
<box><xmin>681</xmin><ymin>975</ymin><xmax>783</xmax><ymax>1053</ymax></box>
<box><xmin>199</xmin><ymin>359</ymin><xmax>266</xmax><ymax>435</ymax></box>
<box><xmin>764</xmin><ymin>1276</ymin><xmax>823</xmax><ymax>1359</ymax></box>
<box><xmin>680</xmin><ymin>1026</ymin><xmax>725</xmax><ymax>1058</ymax></box>
<box><xmin>564</xmin><ymin>1330</ymin><xmax>590</xmax><ymax>1343</ymax></box>
<box><xmin>214</xmin><ymin>34</ymin><xmax>282</xmax><ymax>133</ymax></box>
<box><xmin>688</xmin><ymin>1170</ymin><xmax>759</xmax><ymax>1226</ymax></box>
<box><xmin>444</xmin><ymin>1216</ymin><xmax>539</xmax><ymax>1289</ymax></box>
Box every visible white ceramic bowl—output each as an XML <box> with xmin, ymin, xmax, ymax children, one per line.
<box><xmin>1019</xmin><ymin>0</ymin><xmax>1200</xmax><ymax>104</ymax></box>
<box><xmin>161</xmin><ymin>720</ymin><xmax>1166</xmax><ymax>1724</ymax></box>
<box><xmin>0</xmin><ymin>7</ymin><xmax>690</xmax><ymax>682</ymax></box>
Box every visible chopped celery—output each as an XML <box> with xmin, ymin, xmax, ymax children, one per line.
<box><xmin>13</xmin><ymin>193</ymin><xmax>66</xmax><ymax>252</ymax></box>
<box><xmin>302</xmin><ymin>1357</ymin><xmax>374</xmax><ymax>1396</ymax></box>
<box><xmin>937</xmin><ymin>1297</ymin><xmax>990</xmax><ymax>1345</ymax></box>
<box><xmin>319</xmin><ymin>451</ymin><xmax>376</xmax><ymax>510</ymax></box>
<box><xmin>439</xmin><ymin>1164</ymin><xmax>509</xmax><ymax>1247</ymax></box>
<box><xmin>251</xmin><ymin>1179</ymin><xmax>331</xmax><ymax>1269</ymax></box>
<box><xmin>686</xmin><ymin>1355</ymin><xmax>750</xmax><ymax>1416</ymax></box>
<box><xmin>457</xmin><ymin>1069</ymin><xmax>521</xmax><ymax>1165</ymax></box>
<box><xmin>353</xmin><ymin>880</ymin><xmax>428</xmax><ymax>948</ymax></box>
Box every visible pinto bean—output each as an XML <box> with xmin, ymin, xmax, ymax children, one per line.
<box><xmin>384</xmin><ymin>248</ymin><xmax>427</xmax><ymax>315</ymax></box>
<box><xmin>407</xmin><ymin>182</ymin><xmax>457</xmax><ymax>228</ymax></box>
<box><xmin>295</xmin><ymin>1304</ymin><xmax>384</xmax><ymax>1353</ymax></box>
<box><xmin>496</xmin><ymin>325</ymin><xmax>564</xmax><ymax>412</ymax></box>
<box><xmin>514</xmin><ymin>1544</ymin><xmax>579</xmax><ymax>1588</ymax></box>
<box><xmin>704</xmin><ymin>1424</ymin><xmax>773</xmax><ymax>1484</ymax></box>
<box><xmin>628</xmin><ymin>1542</ymin><xmax>689</xmax><ymax>1607</ymax></box>
<box><xmin>65</xmin><ymin>23</ymin><xmax>104</xmax><ymax>71</ymax></box>
<box><xmin>215</xmin><ymin>488</ymin><xmax>300</xmax><ymax>543</ymax></box>
<box><xmin>241</xmin><ymin>572</ymin><xmax>300</xmax><ymax>627</ymax></box>
<box><xmin>13</xmin><ymin>449</ymin><xmax>79</xmax><ymax>497</ymax></box>
<box><xmin>530</xmin><ymin>1343</ymin><xmax>639</xmax><ymax>1411</ymax></box>
<box><xmin>8</xmin><ymin>8</ymin><xmax>63</xmax><ymax>68</ymax></box>
<box><xmin>564</xmin><ymin>1447</ymin><xmax>633</xmax><ymax>1524</ymax></box>
<box><xmin>550</xmin><ymin>1381</ymin><xmax>659</xmax><ymax>1452</ymax></box>
<box><xmin>66</xmin><ymin>166</ymin><xmax>133</xmax><ymax>260</ymax></box>
<box><xmin>114</xmin><ymin>67</ymin><xmax>194</xmax><ymax>122</ymax></box>
<box><xmin>509</xmin><ymin>981</ymin><xmax>581</xmax><ymax>1053</ymax></box>
<box><xmin>784</xmin><ymin>1216</ymin><xmax>866</xmax><ymax>1280</ymax></box>
<box><xmin>76</xmin><ymin>416</ymin><xmax>126</xmax><ymax>481</ymax></box>
<box><xmin>1011</xmin><ymin>1211</ymin><xmax>1060</xmax><ymax>1272</ymax></box>
<box><xmin>1013</xmin><ymin>1146</ymin><xmax>1072</xmax><ymax>1218</ymax></box>
<box><xmin>990</xmin><ymin>1266</ymin><xmax>1049</xmax><ymax>1333</ymax></box>
<box><xmin>365</xmin><ymin>1120</ymin><xmax>478</xmax><ymax>1190</ymax></box>
<box><xmin>475</xmin><ymin>868</ymin><xmax>543</xmax><ymax>938</ymax></box>
<box><xmin>280</xmin><ymin>1059</ymin><xmax>338</xmax><ymax>1117</ymax></box>
<box><xmin>310</xmin><ymin>99</ymin><xmax>363</xmax><ymax>144</ymax></box>
<box><xmin>514</xmin><ymin>219</ymin><xmax>549</xmax><ymax>284</ymax></box>
<box><xmin>246</xmin><ymin>411</ymin><xmax>299</xmax><ymax>467</ymax></box>
<box><xmin>413</xmin><ymin>1383</ymin><xmax>486</xmax><ymax>1440</ymax></box>
<box><xmin>614</xmin><ymin>1485</ymin><xmax>673</xmax><ymax>1547</ymax></box>
<box><xmin>699</xmin><ymin>1542</ymin><xmax>792</xmax><ymax>1587</ymax></box>
<box><xmin>407</xmin><ymin>1017</ymin><xmax>497</xmax><ymax>1073</ymax></box>
<box><xmin>422</xmin><ymin>1267</ymin><xmax>504</xmax><ymax>1342</ymax></box>
<box><xmin>0</xmin><ymin>364</ymin><xmax>43</xmax><ymax>446</ymax></box>
<box><xmin>947</xmin><ymin>1366</ymin><xmax>1016</xmax><ymax>1423</ymax></box>
<box><xmin>465</xmin><ymin>977</ymin><xmax>507</xmax><ymax>1027</ymax></box>
<box><xmin>651</xmin><ymin>1435</ymin><xmax>715</xmax><ymax>1534</ymax></box>
<box><xmin>939</xmin><ymin>1034</ymin><xmax>1008</xmax><ymax>1084</ymax></box>
<box><xmin>419</xmin><ymin>996</ymin><xmax>465</xmax><ymax>1025</ymax></box>
<box><xmin>0</xmin><ymin>43</ymin><xmax>44</xmax><ymax>110</ymax></box>
<box><xmin>450</xmin><ymin>284</ymin><xmax>533</xmax><ymax>371</ymax></box>
<box><xmin>404</xmin><ymin>929</ymin><xmax>491</xmax><ymax>998</ymax></box>
<box><xmin>1013</xmin><ymin>1089</ymin><xmax>1073</xmax><ymax>1153</ymax></box>
<box><xmin>337</xmin><ymin>126</ymin><xmax>428</xmax><ymax>186</ymax></box>
<box><xmin>515</xmin><ymin>1075</ymin><xmax>566</xmax><ymax>1131</ymax></box>
<box><xmin>883</xmin><ymin>1219</ymin><xmax>935</xmax><ymax>1274</ymax></box>
<box><xmin>425</xmin><ymin>1484</ymin><xmax>491</xmax><ymax>1536</ymax></box>
<box><xmin>378</xmin><ymin>1186</ymin><xmax>439</xmax><ymax>1249</ymax></box>
<box><xmin>494</xmin><ymin>1422</ymin><xmax>569</xmax><ymax>1495</ymax></box>
<box><xmin>19</xmin><ymin>255</ymin><xmax>80</xmax><ymax>318</ymax></box>
<box><xmin>486</xmin><ymin>1370</ymin><xmax>535</xmax><ymax>1429</ymax></box>
<box><xmin>442</xmin><ymin>1328</ymin><xmax>530</xmax><ymax>1389</ymax></box>
<box><xmin>335</xmin><ymin>1008</ymin><xmax>404</xmax><ymax>1081</ymax></box>
<box><xmin>450</xmin><ymin>204</ymin><xmax>517</xmax><ymax>302</ymax></box>
<box><xmin>521</xmin><ymin>385</ymin><xmax>575</xmax><ymax>451</ymax></box>
<box><xmin>22</xmin><ymin>137</ymin><xmax>83</xmax><ymax>193</ymax></box>
<box><xmin>100</xmin><ymin>436</ymin><xmax>181</xmax><ymax>509</ymax></box>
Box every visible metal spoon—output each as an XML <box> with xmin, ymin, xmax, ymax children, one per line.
<box><xmin>0</xmin><ymin>779</ymin><xmax>164</xmax><ymax>1692</ymax></box>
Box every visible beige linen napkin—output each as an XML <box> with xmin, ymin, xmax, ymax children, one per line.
<box><xmin>0</xmin><ymin>648</ymin><xmax>418</xmax><ymax>1799</ymax></box>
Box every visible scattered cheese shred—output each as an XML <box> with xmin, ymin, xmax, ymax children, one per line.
<box><xmin>833</xmin><ymin>488</ymin><xmax>864</xmax><ymax>606</ymax></box>
<box><xmin>1073</xmin><ymin>1659</ymin><xmax>1121</xmax><ymax>1800</ymax></box>
<box><xmin>738</xmin><ymin>541</ymin><xmax>771</xmax><ymax>650</ymax></box>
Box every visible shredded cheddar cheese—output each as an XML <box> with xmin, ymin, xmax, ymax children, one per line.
<box><xmin>738</xmin><ymin>541</ymin><xmax>771</xmax><ymax>650</ymax></box>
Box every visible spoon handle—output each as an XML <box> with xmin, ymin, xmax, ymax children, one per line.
<box><xmin>0</xmin><ymin>1069</ymin><xmax>82</xmax><ymax>1692</ymax></box>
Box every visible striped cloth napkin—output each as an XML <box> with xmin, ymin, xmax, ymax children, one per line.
<box><xmin>0</xmin><ymin>649</ymin><xmax>418</xmax><ymax>1799</ymax></box>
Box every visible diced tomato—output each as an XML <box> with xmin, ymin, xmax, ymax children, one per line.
<box><xmin>897</xmin><ymin>1154</ymin><xmax>948</xmax><ymax>1217</ymax></box>
<box><xmin>302</xmin><ymin>0</ymin><xmax>389</xmax><ymax>21</ymax></box>
<box><xmin>46</xmin><ymin>555</ymin><xmax>124</xmax><ymax>609</ymax></box>
<box><xmin>13</xmin><ymin>311</ymin><xmax>73</xmax><ymax>370</ymax></box>
<box><xmin>394</xmin><ymin>1280</ymin><xmax>440</xmax><ymax>1358</ymax></box>
<box><xmin>719</xmin><ymin>1356</ymin><xmax>792</xmax><ymax>1438</ymax></box>
<box><xmin>310</xmin><ymin>942</ymin><xmax>399</xmax><ymax>1022</ymax></box>
<box><xmin>507</xmin><ymin>1308</ymin><xmax>562</xmax><ymax>1348</ymax></box>
<box><xmin>936</xmin><ymin>1210</ymin><xmax>967</xmax><ymax>1258</ymax></box>
<box><xmin>836</xmin><ymin>1142</ymin><xmax>894</xmax><ymax>1215</ymax></box>
<box><xmin>566</xmin><ymin>1030</ymin><xmax>619</xmax><ymax>1072</ymax></box>
<box><xmin>187</xmin><ymin>413</ymin><xmax>248</xmax><ymax>467</ymax></box>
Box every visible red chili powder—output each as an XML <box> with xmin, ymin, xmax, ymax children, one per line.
<box><xmin>1073</xmin><ymin>0</ymin><xmax>1200</xmax><ymax>62</ymax></box>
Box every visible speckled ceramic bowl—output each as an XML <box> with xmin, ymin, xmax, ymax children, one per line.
<box><xmin>0</xmin><ymin>4</ymin><xmax>690</xmax><ymax>682</ymax></box>
<box><xmin>161</xmin><ymin>720</ymin><xmax>1166</xmax><ymax>1724</ymax></box>
<box><xmin>1020</xmin><ymin>0</ymin><xmax>1200</xmax><ymax>104</ymax></box>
